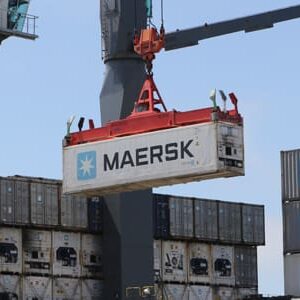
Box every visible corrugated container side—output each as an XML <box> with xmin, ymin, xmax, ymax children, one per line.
<box><xmin>23</xmin><ymin>276</ymin><xmax>52</xmax><ymax>300</ymax></box>
<box><xmin>283</xmin><ymin>201</ymin><xmax>300</xmax><ymax>253</ymax></box>
<box><xmin>189</xmin><ymin>285</ymin><xmax>213</xmax><ymax>300</ymax></box>
<box><xmin>15</xmin><ymin>179</ymin><xmax>30</xmax><ymax>224</ymax></box>
<box><xmin>212</xmin><ymin>286</ymin><xmax>234</xmax><ymax>300</ymax></box>
<box><xmin>0</xmin><ymin>275</ymin><xmax>21</xmax><ymax>299</ymax></box>
<box><xmin>218</xmin><ymin>201</ymin><xmax>242</xmax><ymax>243</ymax></box>
<box><xmin>163</xmin><ymin>284</ymin><xmax>189</xmax><ymax>300</ymax></box>
<box><xmin>188</xmin><ymin>243</ymin><xmax>211</xmax><ymax>284</ymax></box>
<box><xmin>281</xmin><ymin>149</ymin><xmax>300</xmax><ymax>201</ymax></box>
<box><xmin>284</xmin><ymin>253</ymin><xmax>300</xmax><ymax>297</ymax></box>
<box><xmin>52</xmin><ymin>278</ymin><xmax>81</xmax><ymax>300</ymax></box>
<box><xmin>0</xmin><ymin>178</ymin><xmax>15</xmax><ymax>224</ymax></box>
<box><xmin>23</xmin><ymin>229</ymin><xmax>52</xmax><ymax>275</ymax></box>
<box><xmin>162</xmin><ymin>241</ymin><xmax>187</xmax><ymax>283</ymax></box>
<box><xmin>81</xmin><ymin>234</ymin><xmax>103</xmax><ymax>278</ymax></box>
<box><xmin>88</xmin><ymin>197</ymin><xmax>103</xmax><ymax>233</ymax></box>
<box><xmin>234</xmin><ymin>246</ymin><xmax>257</xmax><ymax>287</ymax></box>
<box><xmin>81</xmin><ymin>279</ymin><xmax>104</xmax><ymax>300</ymax></box>
<box><xmin>154</xmin><ymin>240</ymin><xmax>162</xmax><ymax>280</ymax></box>
<box><xmin>0</xmin><ymin>227</ymin><xmax>22</xmax><ymax>274</ymax></box>
<box><xmin>211</xmin><ymin>245</ymin><xmax>235</xmax><ymax>286</ymax></box>
<box><xmin>153</xmin><ymin>194</ymin><xmax>169</xmax><ymax>239</ymax></box>
<box><xmin>194</xmin><ymin>198</ymin><xmax>218</xmax><ymax>241</ymax></box>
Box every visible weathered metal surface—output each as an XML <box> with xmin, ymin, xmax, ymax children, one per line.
<box><xmin>0</xmin><ymin>275</ymin><xmax>21</xmax><ymax>299</ymax></box>
<box><xmin>153</xmin><ymin>194</ymin><xmax>170</xmax><ymax>239</ymax></box>
<box><xmin>189</xmin><ymin>285</ymin><xmax>212</xmax><ymax>300</ymax></box>
<box><xmin>53</xmin><ymin>278</ymin><xmax>81</xmax><ymax>300</ymax></box>
<box><xmin>284</xmin><ymin>253</ymin><xmax>300</xmax><ymax>297</ymax></box>
<box><xmin>23</xmin><ymin>276</ymin><xmax>52</xmax><ymax>300</ymax></box>
<box><xmin>154</xmin><ymin>240</ymin><xmax>162</xmax><ymax>280</ymax></box>
<box><xmin>81</xmin><ymin>279</ymin><xmax>104</xmax><ymax>300</ymax></box>
<box><xmin>88</xmin><ymin>197</ymin><xmax>103</xmax><ymax>233</ymax></box>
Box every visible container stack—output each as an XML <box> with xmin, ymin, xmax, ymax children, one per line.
<box><xmin>0</xmin><ymin>175</ymin><xmax>103</xmax><ymax>299</ymax></box>
<box><xmin>281</xmin><ymin>149</ymin><xmax>300</xmax><ymax>297</ymax></box>
<box><xmin>153</xmin><ymin>194</ymin><xmax>265</xmax><ymax>300</ymax></box>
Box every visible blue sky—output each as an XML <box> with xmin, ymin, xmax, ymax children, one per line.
<box><xmin>1</xmin><ymin>0</ymin><xmax>300</xmax><ymax>295</ymax></box>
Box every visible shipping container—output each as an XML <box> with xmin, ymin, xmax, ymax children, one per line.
<box><xmin>281</xmin><ymin>149</ymin><xmax>300</xmax><ymax>202</ymax></box>
<box><xmin>235</xmin><ymin>246</ymin><xmax>258</xmax><ymax>287</ymax></box>
<box><xmin>218</xmin><ymin>201</ymin><xmax>242</xmax><ymax>243</ymax></box>
<box><xmin>194</xmin><ymin>198</ymin><xmax>218</xmax><ymax>241</ymax></box>
<box><xmin>15</xmin><ymin>179</ymin><xmax>30</xmax><ymax>224</ymax></box>
<box><xmin>212</xmin><ymin>245</ymin><xmax>235</xmax><ymax>286</ymax></box>
<box><xmin>0</xmin><ymin>178</ymin><xmax>15</xmax><ymax>224</ymax></box>
<box><xmin>52</xmin><ymin>277</ymin><xmax>81</xmax><ymax>300</ymax></box>
<box><xmin>81</xmin><ymin>279</ymin><xmax>104</xmax><ymax>300</ymax></box>
<box><xmin>154</xmin><ymin>240</ymin><xmax>162</xmax><ymax>280</ymax></box>
<box><xmin>61</xmin><ymin>193</ymin><xmax>88</xmax><ymax>229</ymax></box>
<box><xmin>163</xmin><ymin>284</ymin><xmax>189</xmax><ymax>300</ymax></box>
<box><xmin>188</xmin><ymin>243</ymin><xmax>211</xmax><ymax>284</ymax></box>
<box><xmin>0</xmin><ymin>227</ymin><xmax>22</xmax><ymax>274</ymax></box>
<box><xmin>30</xmin><ymin>181</ymin><xmax>59</xmax><ymax>226</ymax></box>
<box><xmin>162</xmin><ymin>241</ymin><xmax>187</xmax><ymax>283</ymax></box>
<box><xmin>242</xmin><ymin>204</ymin><xmax>265</xmax><ymax>245</ymax></box>
<box><xmin>235</xmin><ymin>288</ymin><xmax>258</xmax><ymax>300</ymax></box>
<box><xmin>81</xmin><ymin>233</ymin><xmax>103</xmax><ymax>278</ymax></box>
<box><xmin>189</xmin><ymin>285</ymin><xmax>213</xmax><ymax>300</ymax></box>
<box><xmin>0</xmin><ymin>275</ymin><xmax>21</xmax><ymax>299</ymax></box>
<box><xmin>23</xmin><ymin>229</ymin><xmax>52</xmax><ymax>275</ymax></box>
<box><xmin>87</xmin><ymin>197</ymin><xmax>103</xmax><ymax>233</ymax></box>
<box><xmin>169</xmin><ymin>196</ymin><xmax>193</xmax><ymax>239</ymax></box>
<box><xmin>153</xmin><ymin>194</ymin><xmax>169</xmax><ymax>239</ymax></box>
<box><xmin>63</xmin><ymin>122</ymin><xmax>244</xmax><ymax>196</ymax></box>
<box><xmin>212</xmin><ymin>286</ymin><xmax>234</xmax><ymax>300</ymax></box>
<box><xmin>284</xmin><ymin>253</ymin><xmax>300</xmax><ymax>297</ymax></box>
<box><xmin>283</xmin><ymin>201</ymin><xmax>300</xmax><ymax>253</ymax></box>
<box><xmin>52</xmin><ymin>231</ymin><xmax>81</xmax><ymax>277</ymax></box>
<box><xmin>23</xmin><ymin>276</ymin><xmax>52</xmax><ymax>300</ymax></box>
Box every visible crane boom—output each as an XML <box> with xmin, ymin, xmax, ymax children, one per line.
<box><xmin>165</xmin><ymin>5</ymin><xmax>300</xmax><ymax>51</ymax></box>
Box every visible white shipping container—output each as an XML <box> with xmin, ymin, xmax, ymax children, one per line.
<box><xmin>81</xmin><ymin>279</ymin><xmax>104</xmax><ymax>300</ymax></box>
<box><xmin>52</xmin><ymin>231</ymin><xmax>81</xmax><ymax>277</ymax></box>
<box><xmin>81</xmin><ymin>233</ymin><xmax>103</xmax><ymax>278</ymax></box>
<box><xmin>52</xmin><ymin>278</ymin><xmax>81</xmax><ymax>300</ymax></box>
<box><xmin>63</xmin><ymin>122</ymin><xmax>244</xmax><ymax>195</ymax></box>
<box><xmin>189</xmin><ymin>285</ymin><xmax>213</xmax><ymax>300</ymax></box>
<box><xmin>162</xmin><ymin>241</ymin><xmax>187</xmax><ymax>283</ymax></box>
<box><xmin>163</xmin><ymin>284</ymin><xmax>189</xmax><ymax>300</ymax></box>
<box><xmin>0</xmin><ymin>227</ymin><xmax>22</xmax><ymax>273</ymax></box>
<box><xmin>211</xmin><ymin>245</ymin><xmax>235</xmax><ymax>286</ymax></box>
<box><xmin>213</xmin><ymin>286</ymin><xmax>234</xmax><ymax>300</ymax></box>
<box><xmin>154</xmin><ymin>240</ymin><xmax>162</xmax><ymax>280</ymax></box>
<box><xmin>23</xmin><ymin>276</ymin><xmax>52</xmax><ymax>300</ymax></box>
<box><xmin>188</xmin><ymin>243</ymin><xmax>211</xmax><ymax>284</ymax></box>
<box><xmin>23</xmin><ymin>229</ymin><xmax>52</xmax><ymax>275</ymax></box>
<box><xmin>0</xmin><ymin>275</ymin><xmax>21</xmax><ymax>299</ymax></box>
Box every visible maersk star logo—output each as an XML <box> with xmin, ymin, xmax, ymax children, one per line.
<box><xmin>77</xmin><ymin>151</ymin><xmax>96</xmax><ymax>180</ymax></box>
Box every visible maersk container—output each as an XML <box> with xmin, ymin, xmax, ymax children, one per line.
<box><xmin>52</xmin><ymin>231</ymin><xmax>81</xmax><ymax>277</ymax></box>
<box><xmin>23</xmin><ymin>276</ymin><xmax>52</xmax><ymax>300</ymax></box>
<box><xmin>0</xmin><ymin>178</ymin><xmax>15</xmax><ymax>224</ymax></box>
<box><xmin>162</xmin><ymin>241</ymin><xmax>187</xmax><ymax>283</ymax></box>
<box><xmin>53</xmin><ymin>278</ymin><xmax>81</xmax><ymax>300</ymax></box>
<box><xmin>30</xmin><ymin>181</ymin><xmax>59</xmax><ymax>226</ymax></box>
<box><xmin>0</xmin><ymin>275</ymin><xmax>21</xmax><ymax>299</ymax></box>
<box><xmin>23</xmin><ymin>229</ymin><xmax>52</xmax><ymax>275</ymax></box>
<box><xmin>88</xmin><ymin>197</ymin><xmax>103</xmax><ymax>233</ymax></box>
<box><xmin>0</xmin><ymin>227</ymin><xmax>22</xmax><ymax>274</ymax></box>
<box><xmin>189</xmin><ymin>285</ymin><xmax>213</xmax><ymax>300</ymax></box>
<box><xmin>212</xmin><ymin>286</ymin><xmax>234</xmax><ymax>300</ymax></box>
<box><xmin>194</xmin><ymin>198</ymin><xmax>218</xmax><ymax>241</ymax></box>
<box><xmin>235</xmin><ymin>288</ymin><xmax>258</xmax><ymax>300</ymax></box>
<box><xmin>154</xmin><ymin>240</ymin><xmax>162</xmax><ymax>280</ymax></box>
<box><xmin>281</xmin><ymin>149</ymin><xmax>300</xmax><ymax>202</ymax></box>
<box><xmin>81</xmin><ymin>233</ymin><xmax>103</xmax><ymax>278</ymax></box>
<box><xmin>169</xmin><ymin>196</ymin><xmax>193</xmax><ymax>239</ymax></box>
<box><xmin>242</xmin><ymin>204</ymin><xmax>265</xmax><ymax>245</ymax></box>
<box><xmin>211</xmin><ymin>245</ymin><xmax>235</xmax><ymax>286</ymax></box>
<box><xmin>163</xmin><ymin>284</ymin><xmax>189</xmax><ymax>300</ymax></box>
<box><xmin>235</xmin><ymin>246</ymin><xmax>257</xmax><ymax>287</ymax></box>
<box><xmin>81</xmin><ymin>279</ymin><xmax>104</xmax><ymax>300</ymax></box>
<box><xmin>188</xmin><ymin>243</ymin><xmax>211</xmax><ymax>284</ymax></box>
<box><xmin>61</xmin><ymin>193</ymin><xmax>88</xmax><ymax>229</ymax></box>
<box><xmin>218</xmin><ymin>201</ymin><xmax>242</xmax><ymax>243</ymax></box>
<box><xmin>153</xmin><ymin>194</ymin><xmax>170</xmax><ymax>239</ymax></box>
<box><xmin>63</xmin><ymin>122</ymin><xmax>244</xmax><ymax>196</ymax></box>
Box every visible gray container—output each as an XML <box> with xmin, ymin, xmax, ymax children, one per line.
<box><xmin>23</xmin><ymin>276</ymin><xmax>52</xmax><ymax>300</ymax></box>
<box><xmin>30</xmin><ymin>181</ymin><xmax>59</xmax><ymax>226</ymax></box>
<box><xmin>81</xmin><ymin>279</ymin><xmax>104</xmax><ymax>300</ymax></box>
<box><xmin>234</xmin><ymin>246</ymin><xmax>258</xmax><ymax>287</ymax></box>
<box><xmin>61</xmin><ymin>193</ymin><xmax>88</xmax><ymax>229</ymax></box>
<box><xmin>23</xmin><ymin>229</ymin><xmax>52</xmax><ymax>275</ymax></box>
<box><xmin>189</xmin><ymin>285</ymin><xmax>212</xmax><ymax>300</ymax></box>
<box><xmin>0</xmin><ymin>178</ymin><xmax>15</xmax><ymax>224</ymax></box>
<box><xmin>53</xmin><ymin>278</ymin><xmax>81</xmax><ymax>300</ymax></box>
<box><xmin>218</xmin><ymin>201</ymin><xmax>242</xmax><ymax>243</ymax></box>
<box><xmin>81</xmin><ymin>233</ymin><xmax>103</xmax><ymax>278</ymax></box>
<box><xmin>163</xmin><ymin>284</ymin><xmax>189</xmax><ymax>300</ymax></box>
<box><xmin>194</xmin><ymin>198</ymin><xmax>218</xmax><ymax>241</ymax></box>
<box><xmin>281</xmin><ymin>149</ymin><xmax>300</xmax><ymax>201</ymax></box>
<box><xmin>235</xmin><ymin>288</ymin><xmax>258</xmax><ymax>300</ymax></box>
<box><xmin>0</xmin><ymin>227</ymin><xmax>22</xmax><ymax>274</ymax></box>
<box><xmin>154</xmin><ymin>240</ymin><xmax>162</xmax><ymax>280</ymax></box>
<box><xmin>242</xmin><ymin>204</ymin><xmax>265</xmax><ymax>245</ymax></box>
<box><xmin>15</xmin><ymin>179</ymin><xmax>30</xmax><ymax>224</ymax></box>
<box><xmin>283</xmin><ymin>201</ymin><xmax>300</xmax><ymax>253</ymax></box>
<box><xmin>169</xmin><ymin>196</ymin><xmax>193</xmax><ymax>239</ymax></box>
<box><xmin>52</xmin><ymin>231</ymin><xmax>81</xmax><ymax>277</ymax></box>
<box><xmin>0</xmin><ymin>275</ymin><xmax>21</xmax><ymax>299</ymax></box>
<box><xmin>284</xmin><ymin>253</ymin><xmax>300</xmax><ymax>297</ymax></box>
<box><xmin>212</xmin><ymin>286</ymin><xmax>234</xmax><ymax>300</ymax></box>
